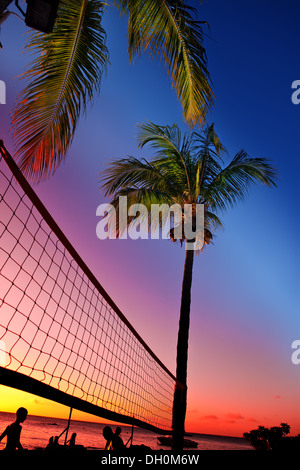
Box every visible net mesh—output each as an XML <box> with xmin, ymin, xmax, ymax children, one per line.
<box><xmin>0</xmin><ymin>145</ymin><xmax>175</xmax><ymax>432</ymax></box>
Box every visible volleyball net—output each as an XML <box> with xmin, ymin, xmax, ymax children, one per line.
<box><xmin>0</xmin><ymin>140</ymin><xmax>176</xmax><ymax>433</ymax></box>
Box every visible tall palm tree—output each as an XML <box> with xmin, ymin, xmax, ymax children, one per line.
<box><xmin>99</xmin><ymin>121</ymin><xmax>277</xmax><ymax>450</ymax></box>
<box><xmin>11</xmin><ymin>0</ymin><xmax>213</xmax><ymax>182</ymax></box>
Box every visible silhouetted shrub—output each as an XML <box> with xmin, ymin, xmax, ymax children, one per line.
<box><xmin>243</xmin><ymin>423</ymin><xmax>300</xmax><ymax>451</ymax></box>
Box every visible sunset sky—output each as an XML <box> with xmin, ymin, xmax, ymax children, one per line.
<box><xmin>0</xmin><ymin>0</ymin><xmax>300</xmax><ymax>437</ymax></box>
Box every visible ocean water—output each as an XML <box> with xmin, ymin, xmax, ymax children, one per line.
<box><xmin>0</xmin><ymin>411</ymin><xmax>252</xmax><ymax>451</ymax></box>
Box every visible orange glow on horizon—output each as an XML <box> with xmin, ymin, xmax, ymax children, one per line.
<box><xmin>1</xmin><ymin>384</ymin><xmax>299</xmax><ymax>439</ymax></box>
<box><xmin>0</xmin><ymin>384</ymin><xmax>116</xmax><ymax>426</ymax></box>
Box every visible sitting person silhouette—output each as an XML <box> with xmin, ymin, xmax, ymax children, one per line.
<box><xmin>102</xmin><ymin>425</ymin><xmax>125</xmax><ymax>451</ymax></box>
<box><xmin>0</xmin><ymin>407</ymin><xmax>28</xmax><ymax>451</ymax></box>
<box><xmin>67</xmin><ymin>432</ymin><xmax>77</xmax><ymax>447</ymax></box>
<box><xmin>114</xmin><ymin>427</ymin><xmax>125</xmax><ymax>449</ymax></box>
<box><xmin>45</xmin><ymin>435</ymin><xmax>60</xmax><ymax>451</ymax></box>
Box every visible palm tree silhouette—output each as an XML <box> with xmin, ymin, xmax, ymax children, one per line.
<box><xmin>99</xmin><ymin>121</ymin><xmax>277</xmax><ymax>450</ymax></box>
<box><xmin>11</xmin><ymin>0</ymin><xmax>213</xmax><ymax>182</ymax></box>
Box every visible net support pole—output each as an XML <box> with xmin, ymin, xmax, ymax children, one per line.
<box><xmin>64</xmin><ymin>407</ymin><xmax>73</xmax><ymax>446</ymax></box>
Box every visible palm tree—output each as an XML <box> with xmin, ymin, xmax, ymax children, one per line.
<box><xmin>99</xmin><ymin>121</ymin><xmax>277</xmax><ymax>450</ymax></box>
<box><xmin>11</xmin><ymin>0</ymin><xmax>213</xmax><ymax>182</ymax></box>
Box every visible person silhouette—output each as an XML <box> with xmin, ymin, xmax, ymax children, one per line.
<box><xmin>103</xmin><ymin>425</ymin><xmax>125</xmax><ymax>451</ymax></box>
<box><xmin>45</xmin><ymin>434</ymin><xmax>63</xmax><ymax>453</ymax></box>
<box><xmin>67</xmin><ymin>432</ymin><xmax>77</xmax><ymax>447</ymax></box>
<box><xmin>0</xmin><ymin>407</ymin><xmax>28</xmax><ymax>451</ymax></box>
<box><xmin>114</xmin><ymin>427</ymin><xmax>125</xmax><ymax>450</ymax></box>
<box><xmin>103</xmin><ymin>426</ymin><xmax>114</xmax><ymax>450</ymax></box>
<box><xmin>46</xmin><ymin>436</ymin><xmax>54</xmax><ymax>449</ymax></box>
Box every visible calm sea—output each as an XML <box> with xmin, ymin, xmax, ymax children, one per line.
<box><xmin>0</xmin><ymin>411</ymin><xmax>252</xmax><ymax>451</ymax></box>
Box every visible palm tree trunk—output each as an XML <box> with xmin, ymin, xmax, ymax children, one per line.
<box><xmin>172</xmin><ymin>246</ymin><xmax>194</xmax><ymax>451</ymax></box>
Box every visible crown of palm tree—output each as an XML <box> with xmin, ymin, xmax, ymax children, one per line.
<box><xmin>100</xmin><ymin>121</ymin><xmax>277</xmax><ymax>247</ymax></box>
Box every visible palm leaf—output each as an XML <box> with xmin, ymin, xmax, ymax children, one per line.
<box><xmin>192</xmin><ymin>123</ymin><xmax>225</xmax><ymax>199</ymax></box>
<box><xmin>202</xmin><ymin>149</ymin><xmax>277</xmax><ymax>211</ymax></box>
<box><xmin>100</xmin><ymin>155</ymin><xmax>182</xmax><ymax>200</ymax></box>
<box><xmin>137</xmin><ymin>122</ymin><xmax>192</xmax><ymax>195</ymax></box>
<box><xmin>11</xmin><ymin>0</ymin><xmax>109</xmax><ymax>182</ymax></box>
<box><xmin>115</xmin><ymin>0</ymin><xmax>214</xmax><ymax>126</ymax></box>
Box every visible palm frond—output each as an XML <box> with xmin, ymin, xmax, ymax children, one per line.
<box><xmin>193</xmin><ymin>123</ymin><xmax>225</xmax><ymax>200</ymax></box>
<box><xmin>137</xmin><ymin>121</ymin><xmax>192</xmax><ymax>196</ymax></box>
<box><xmin>12</xmin><ymin>0</ymin><xmax>109</xmax><ymax>182</ymax></box>
<box><xmin>100</xmin><ymin>155</ymin><xmax>183</xmax><ymax>201</ymax></box>
<box><xmin>115</xmin><ymin>0</ymin><xmax>214</xmax><ymax>126</ymax></box>
<box><xmin>204</xmin><ymin>209</ymin><xmax>224</xmax><ymax>231</ymax></box>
